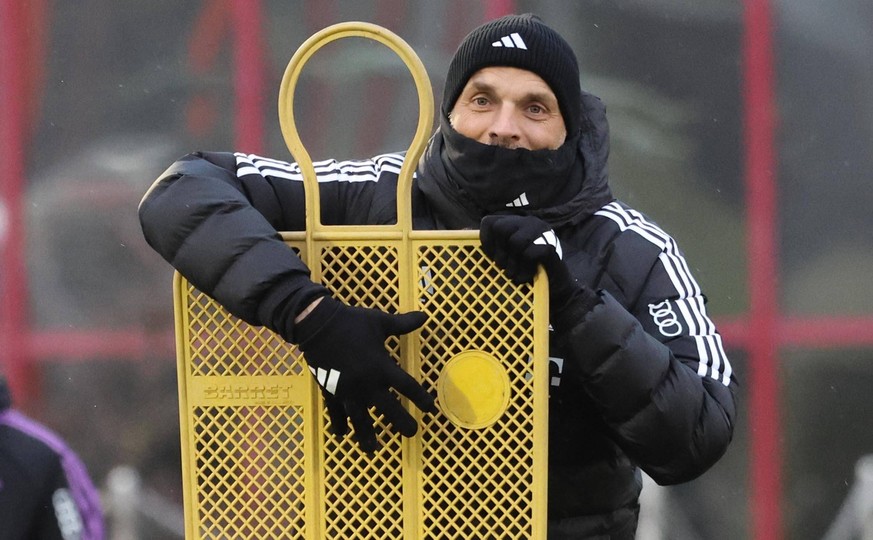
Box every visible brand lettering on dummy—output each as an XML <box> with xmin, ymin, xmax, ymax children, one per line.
<box><xmin>204</xmin><ymin>384</ymin><xmax>293</xmax><ymax>403</ymax></box>
<box><xmin>648</xmin><ymin>300</ymin><xmax>682</xmax><ymax>337</ymax></box>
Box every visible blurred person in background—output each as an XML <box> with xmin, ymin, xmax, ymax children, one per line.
<box><xmin>0</xmin><ymin>375</ymin><xmax>105</xmax><ymax>540</ymax></box>
<box><xmin>139</xmin><ymin>14</ymin><xmax>737</xmax><ymax>538</ymax></box>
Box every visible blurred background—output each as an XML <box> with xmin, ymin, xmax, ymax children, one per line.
<box><xmin>1</xmin><ymin>0</ymin><xmax>872</xmax><ymax>538</ymax></box>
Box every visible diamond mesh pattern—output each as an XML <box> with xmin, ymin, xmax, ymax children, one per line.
<box><xmin>185</xmin><ymin>282</ymin><xmax>305</xmax><ymax>376</ymax></box>
<box><xmin>175</xmin><ymin>238</ymin><xmax>546</xmax><ymax>539</ymax></box>
<box><xmin>317</xmin><ymin>244</ymin><xmax>406</xmax><ymax>539</ymax></box>
<box><xmin>192</xmin><ymin>405</ymin><xmax>308</xmax><ymax>539</ymax></box>
<box><xmin>417</xmin><ymin>243</ymin><xmax>539</xmax><ymax>539</ymax></box>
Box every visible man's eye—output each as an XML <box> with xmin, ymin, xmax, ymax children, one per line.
<box><xmin>528</xmin><ymin>104</ymin><xmax>544</xmax><ymax>114</ymax></box>
<box><xmin>473</xmin><ymin>97</ymin><xmax>489</xmax><ymax>106</ymax></box>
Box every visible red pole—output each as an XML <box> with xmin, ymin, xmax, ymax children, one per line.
<box><xmin>231</xmin><ymin>0</ymin><xmax>265</xmax><ymax>153</ymax></box>
<box><xmin>742</xmin><ymin>0</ymin><xmax>781</xmax><ymax>538</ymax></box>
<box><xmin>0</xmin><ymin>0</ymin><xmax>37</xmax><ymax>405</ymax></box>
<box><xmin>484</xmin><ymin>0</ymin><xmax>516</xmax><ymax>19</ymax></box>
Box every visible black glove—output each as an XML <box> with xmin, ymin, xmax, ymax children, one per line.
<box><xmin>294</xmin><ymin>296</ymin><xmax>437</xmax><ymax>453</ymax></box>
<box><xmin>480</xmin><ymin>215</ymin><xmax>599</xmax><ymax>321</ymax></box>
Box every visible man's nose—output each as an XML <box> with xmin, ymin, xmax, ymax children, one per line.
<box><xmin>488</xmin><ymin>106</ymin><xmax>521</xmax><ymax>147</ymax></box>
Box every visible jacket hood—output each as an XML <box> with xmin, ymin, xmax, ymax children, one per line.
<box><xmin>416</xmin><ymin>90</ymin><xmax>613</xmax><ymax>230</ymax></box>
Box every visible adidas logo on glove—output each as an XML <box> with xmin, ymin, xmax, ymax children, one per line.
<box><xmin>533</xmin><ymin>229</ymin><xmax>563</xmax><ymax>260</ymax></box>
<box><xmin>310</xmin><ymin>366</ymin><xmax>340</xmax><ymax>395</ymax></box>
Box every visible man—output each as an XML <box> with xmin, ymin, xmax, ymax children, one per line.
<box><xmin>0</xmin><ymin>376</ymin><xmax>105</xmax><ymax>539</ymax></box>
<box><xmin>140</xmin><ymin>14</ymin><xmax>736</xmax><ymax>538</ymax></box>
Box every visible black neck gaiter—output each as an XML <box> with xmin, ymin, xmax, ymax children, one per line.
<box><xmin>440</xmin><ymin>115</ymin><xmax>582</xmax><ymax>214</ymax></box>
<box><xmin>417</xmin><ymin>92</ymin><xmax>615</xmax><ymax>231</ymax></box>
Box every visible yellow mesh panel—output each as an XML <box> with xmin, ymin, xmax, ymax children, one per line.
<box><xmin>173</xmin><ymin>21</ymin><xmax>549</xmax><ymax>540</ymax></box>
<box><xmin>174</xmin><ymin>237</ymin><xmax>549</xmax><ymax>539</ymax></box>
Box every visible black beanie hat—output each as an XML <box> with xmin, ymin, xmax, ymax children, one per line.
<box><xmin>442</xmin><ymin>13</ymin><xmax>582</xmax><ymax>135</ymax></box>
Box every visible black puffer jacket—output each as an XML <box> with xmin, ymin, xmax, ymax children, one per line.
<box><xmin>139</xmin><ymin>93</ymin><xmax>737</xmax><ymax>538</ymax></box>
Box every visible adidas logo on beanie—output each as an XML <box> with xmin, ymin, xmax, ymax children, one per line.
<box><xmin>442</xmin><ymin>13</ymin><xmax>582</xmax><ymax>135</ymax></box>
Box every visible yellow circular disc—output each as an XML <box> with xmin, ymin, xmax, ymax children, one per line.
<box><xmin>438</xmin><ymin>350</ymin><xmax>511</xmax><ymax>429</ymax></box>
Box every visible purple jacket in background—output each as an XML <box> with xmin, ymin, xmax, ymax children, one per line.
<box><xmin>0</xmin><ymin>402</ymin><xmax>105</xmax><ymax>539</ymax></box>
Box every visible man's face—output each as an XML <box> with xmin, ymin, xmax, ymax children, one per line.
<box><xmin>448</xmin><ymin>66</ymin><xmax>567</xmax><ymax>151</ymax></box>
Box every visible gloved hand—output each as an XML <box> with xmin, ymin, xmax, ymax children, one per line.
<box><xmin>480</xmin><ymin>215</ymin><xmax>598</xmax><ymax>321</ymax></box>
<box><xmin>294</xmin><ymin>296</ymin><xmax>437</xmax><ymax>453</ymax></box>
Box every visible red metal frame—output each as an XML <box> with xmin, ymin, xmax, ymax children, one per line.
<box><xmin>6</xmin><ymin>1</ymin><xmax>873</xmax><ymax>538</ymax></box>
<box><xmin>0</xmin><ymin>0</ymin><xmax>37</xmax><ymax>401</ymax></box>
<box><xmin>231</xmin><ymin>0</ymin><xmax>265</xmax><ymax>154</ymax></box>
<box><xmin>742</xmin><ymin>1</ymin><xmax>782</xmax><ymax>538</ymax></box>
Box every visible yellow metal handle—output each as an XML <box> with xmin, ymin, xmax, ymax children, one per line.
<box><xmin>278</xmin><ymin>22</ymin><xmax>434</xmax><ymax>234</ymax></box>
